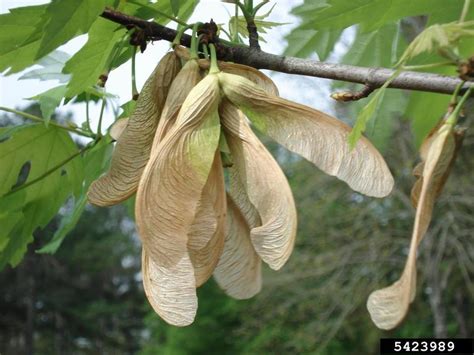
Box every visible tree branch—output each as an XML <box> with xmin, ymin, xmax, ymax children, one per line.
<box><xmin>101</xmin><ymin>8</ymin><xmax>473</xmax><ymax>96</ymax></box>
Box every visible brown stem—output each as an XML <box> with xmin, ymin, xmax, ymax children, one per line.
<box><xmin>100</xmin><ymin>8</ymin><xmax>473</xmax><ymax>96</ymax></box>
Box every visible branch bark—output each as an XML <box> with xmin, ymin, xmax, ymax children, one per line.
<box><xmin>101</xmin><ymin>8</ymin><xmax>473</xmax><ymax>96</ymax></box>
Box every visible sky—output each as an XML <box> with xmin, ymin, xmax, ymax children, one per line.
<box><xmin>0</xmin><ymin>0</ymin><xmax>351</xmax><ymax>138</ymax></box>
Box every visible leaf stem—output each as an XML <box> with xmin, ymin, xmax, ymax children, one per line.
<box><xmin>172</xmin><ymin>23</ymin><xmax>194</xmax><ymax>47</ymax></box>
<box><xmin>236</xmin><ymin>1</ymin><xmax>250</xmax><ymax>18</ymax></box>
<box><xmin>3</xmin><ymin>142</ymin><xmax>96</xmax><ymax>198</ymax></box>
<box><xmin>209</xmin><ymin>44</ymin><xmax>220</xmax><ymax>74</ymax></box>
<box><xmin>97</xmin><ymin>96</ymin><xmax>107</xmax><ymax>137</ymax></box>
<box><xmin>0</xmin><ymin>106</ymin><xmax>94</xmax><ymax>138</ymax></box>
<box><xmin>85</xmin><ymin>93</ymin><xmax>92</xmax><ymax>132</ymax></box>
<box><xmin>202</xmin><ymin>44</ymin><xmax>210</xmax><ymax>60</ymax></box>
<box><xmin>460</xmin><ymin>0</ymin><xmax>471</xmax><ymax>22</ymax></box>
<box><xmin>402</xmin><ymin>61</ymin><xmax>456</xmax><ymax>71</ymax></box>
<box><xmin>347</xmin><ymin>68</ymin><xmax>402</xmax><ymax>148</ymax></box>
<box><xmin>446</xmin><ymin>84</ymin><xmax>472</xmax><ymax>125</ymax></box>
<box><xmin>97</xmin><ymin>35</ymin><xmax>128</xmax><ymax>136</ymax></box>
<box><xmin>245</xmin><ymin>0</ymin><xmax>253</xmax><ymax>12</ymax></box>
<box><xmin>131</xmin><ymin>46</ymin><xmax>139</xmax><ymax>99</ymax></box>
<box><xmin>451</xmin><ymin>82</ymin><xmax>465</xmax><ymax>104</ymax></box>
<box><xmin>108</xmin><ymin>32</ymin><xmax>129</xmax><ymax>72</ymax></box>
<box><xmin>190</xmin><ymin>23</ymin><xmax>199</xmax><ymax>59</ymax></box>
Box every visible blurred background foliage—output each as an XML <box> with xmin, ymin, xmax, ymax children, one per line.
<box><xmin>1</xmin><ymin>0</ymin><xmax>474</xmax><ymax>354</ymax></box>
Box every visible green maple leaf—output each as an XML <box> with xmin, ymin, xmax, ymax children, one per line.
<box><xmin>0</xmin><ymin>124</ymin><xmax>84</xmax><ymax>268</ymax></box>
<box><xmin>35</xmin><ymin>0</ymin><xmax>107</xmax><ymax>59</ymax></box>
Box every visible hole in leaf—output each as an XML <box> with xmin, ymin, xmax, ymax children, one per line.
<box><xmin>11</xmin><ymin>161</ymin><xmax>31</xmax><ymax>189</ymax></box>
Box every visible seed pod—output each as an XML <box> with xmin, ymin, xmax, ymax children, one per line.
<box><xmin>220</xmin><ymin>100</ymin><xmax>297</xmax><ymax>270</ymax></box>
<box><xmin>214</xmin><ymin>195</ymin><xmax>262</xmax><ymax>299</ymax></box>
<box><xmin>143</xmin><ymin>58</ymin><xmax>227</xmax><ymax>286</ymax></box>
<box><xmin>367</xmin><ymin>120</ymin><xmax>460</xmax><ymax>330</ymax></box>
<box><xmin>411</xmin><ymin>125</ymin><xmax>465</xmax><ymax>207</ymax></box>
<box><xmin>153</xmin><ymin>59</ymin><xmax>202</xmax><ymax>147</ymax></box>
<box><xmin>188</xmin><ymin>151</ymin><xmax>226</xmax><ymax>287</ymax></box>
<box><xmin>173</xmin><ymin>45</ymin><xmax>278</xmax><ymax>95</ymax></box>
<box><xmin>201</xmin><ymin>60</ymin><xmax>279</xmax><ymax>96</ymax></box>
<box><xmin>137</xmin><ymin>73</ymin><xmax>221</xmax><ymax>326</ymax></box>
<box><xmin>218</xmin><ymin>72</ymin><xmax>394</xmax><ymax>198</ymax></box>
<box><xmin>87</xmin><ymin>52</ymin><xmax>181</xmax><ymax>206</ymax></box>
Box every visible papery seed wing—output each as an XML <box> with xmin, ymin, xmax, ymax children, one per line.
<box><xmin>188</xmin><ymin>152</ymin><xmax>227</xmax><ymax>287</ymax></box>
<box><xmin>219</xmin><ymin>72</ymin><xmax>394</xmax><ymax>198</ymax></box>
<box><xmin>154</xmin><ymin>59</ymin><xmax>225</xmax><ymax>286</ymax></box>
<box><xmin>173</xmin><ymin>45</ymin><xmax>191</xmax><ymax>60</ymax></box>
<box><xmin>218</xmin><ymin>61</ymin><xmax>278</xmax><ymax>96</ymax></box>
<box><xmin>221</xmin><ymin>100</ymin><xmax>297</xmax><ymax>270</ymax></box>
<box><xmin>200</xmin><ymin>59</ymin><xmax>279</xmax><ymax>96</ymax></box>
<box><xmin>173</xmin><ymin>46</ymin><xmax>278</xmax><ymax>96</ymax></box>
<box><xmin>413</xmin><ymin>123</ymin><xmax>456</xmax><ymax>242</ymax></box>
<box><xmin>109</xmin><ymin>117</ymin><xmax>129</xmax><ymax>141</ymax></box>
<box><xmin>142</xmin><ymin>248</ymin><xmax>197</xmax><ymax>326</ymax></box>
<box><xmin>411</xmin><ymin>126</ymin><xmax>465</xmax><ymax>207</ymax></box>
<box><xmin>136</xmin><ymin>74</ymin><xmax>221</xmax><ymax>326</ymax></box>
<box><xmin>153</xmin><ymin>59</ymin><xmax>202</xmax><ymax>147</ymax></box>
<box><xmin>228</xmin><ymin>165</ymin><xmax>262</xmax><ymax>230</ymax></box>
<box><xmin>147</xmin><ymin>58</ymin><xmax>217</xmax><ymax>253</ymax></box>
<box><xmin>410</xmin><ymin>162</ymin><xmax>424</xmax><ymax>207</ymax></box>
<box><xmin>188</xmin><ymin>193</ymin><xmax>217</xmax><ymax>251</ymax></box>
<box><xmin>88</xmin><ymin>52</ymin><xmax>181</xmax><ymax>206</ymax></box>
<box><xmin>366</xmin><ymin>254</ymin><xmax>417</xmax><ymax>330</ymax></box>
<box><xmin>367</xmin><ymin>122</ymin><xmax>457</xmax><ymax>330</ymax></box>
<box><xmin>214</xmin><ymin>195</ymin><xmax>262</xmax><ymax>299</ymax></box>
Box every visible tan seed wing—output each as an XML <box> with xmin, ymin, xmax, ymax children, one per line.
<box><xmin>88</xmin><ymin>52</ymin><xmax>181</xmax><ymax>206</ymax></box>
<box><xmin>219</xmin><ymin>72</ymin><xmax>394</xmax><ymax>198</ymax></box>
<box><xmin>203</xmin><ymin>60</ymin><xmax>278</xmax><ymax>96</ymax></box>
<box><xmin>109</xmin><ymin>117</ymin><xmax>129</xmax><ymax>141</ymax></box>
<box><xmin>187</xmin><ymin>193</ymin><xmax>217</xmax><ymax>250</ymax></box>
<box><xmin>410</xmin><ymin>161</ymin><xmax>424</xmax><ymax>207</ymax></box>
<box><xmin>153</xmin><ymin>59</ymin><xmax>202</xmax><ymax>149</ymax></box>
<box><xmin>366</xmin><ymin>254</ymin><xmax>417</xmax><ymax>330</ymax></box>
<box><xmin>221</xmin><ymin>100</ymin><xmax>297</xmax><ymax>270</ymax></box>
<box><xmin>148</xmin><ymin>59</ymin><xmax>218</xmax><ymax>253</ymax></box>
<box><xmin>411</xmin><ymin>127</ymin><xmax>465</xmax><ymax>207</ymax></box>
<box><xmin>221</xmin><ymin>68</ymin><xmax>271</xmax><ymax>230</ymax></box>
<box><xmin>188</xmin><ymin>152</ymin><xmax>227</xmax><ymax>286</ymax></box>
<box><xmin>142</xmin><ymin>249</ymin><xmax>197</xmax><ymax>326</ymax></box>
<box><xmin>150</xmin><ymin>59</ymin><xmax>226</xmax><ymax>286</ymax></box>
<box><xmin>228</xmin><ymin>164</ymin><xmax>262</xmax><ymax>230</ymax></box>
<box><xmin>413</xmin><ymin>124</ymin><xmax>456</xmax><ymax>243</ymax></box>
<box><xmin>367</xmin><ymin>122</ymin><xmax>457</xmax><ymax>330</ymax></box>
<box><xmin>173</xmin><ymin>46</ymin><xmax>278</xmax><ymax>96</ymax></box>
<box><xmin>214</xmin><ymin>195</ymin><xmax>262</xmax><ymax>299</ymax></box>
<box><xmin>136</xmin><ymin>74</ymin><xmax>221</xmax><ymax>326</ymax></box>
<box><xmin>218</xmin><ymin>61</ymin><xmax>279</xmax><ymax>96</ymax></box>
<box><xmin>173</xmin><ymin>45</ymin><xmax>192</xmax><ymax>59</ymax></box>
